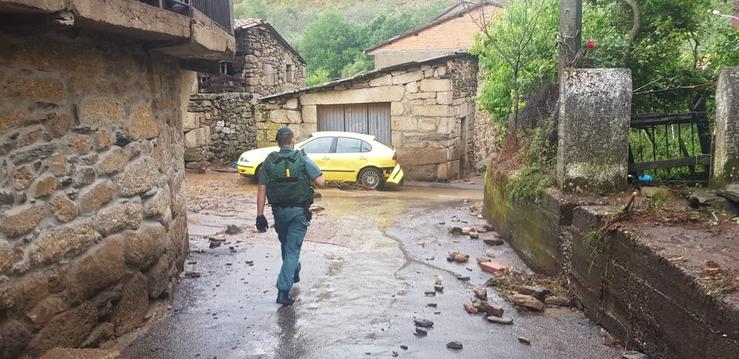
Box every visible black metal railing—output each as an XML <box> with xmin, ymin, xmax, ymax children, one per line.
<box><xmin>138</xmin><ymin>0</ymin><xmax>233</xmax><ymax>34</ymax></box>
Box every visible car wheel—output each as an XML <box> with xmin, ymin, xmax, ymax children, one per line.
<box><xmin>358</xmin><ymin>167</ymin><xmax>383</xmax><ymax>190</ymax></box>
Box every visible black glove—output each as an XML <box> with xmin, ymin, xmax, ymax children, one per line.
<box><xmin>256</xmin><ymin>215</ymin><xmax>269</xmax><ymax>232</ymax></box>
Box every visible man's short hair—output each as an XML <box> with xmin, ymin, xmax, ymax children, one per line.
<box><xmin>275</xmin><ymin>127</ymin><xmax>294</xmax><ymax>146</ymax></box>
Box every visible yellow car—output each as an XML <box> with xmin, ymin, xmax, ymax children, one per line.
<box><xmin>236</xmin><ymin>131</ymin><xmax>404</xmax><ymax>189</ymax></box>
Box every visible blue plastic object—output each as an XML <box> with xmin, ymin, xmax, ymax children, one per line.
<box><xmin>638</xmin><ymin>175</ymin><xmax>653</xmax><ymax>182</ymax></box>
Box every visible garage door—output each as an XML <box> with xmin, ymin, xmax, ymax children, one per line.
<box><xmin>317</xmin><ymin>103</ymin><xmax>391</xmax><ymax>145</ymax></box>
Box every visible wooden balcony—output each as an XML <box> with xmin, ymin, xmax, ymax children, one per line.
<box><xmin>138</xmin><ymin>0</ymin><xmax>233</xmax><ymax>34</ymax></box>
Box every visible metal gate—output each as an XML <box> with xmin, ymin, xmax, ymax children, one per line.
<box><xmin>628</xmin><ymin>89</ymin><xmax>714</xmax><ymax>184</ymax></box>
<box><xmin>317</xmin><ymin>103</ymin><xmax>391</xmax><ymax>145</ymax></box>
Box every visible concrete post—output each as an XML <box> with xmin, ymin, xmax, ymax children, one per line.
<box><xmin>557</xmin><ymin>69</ymin><xmax>632</xmax><ymax>193</ymax></box>
<box><xmin>714</xmin><ymin>67</ymin><xmax>739</xmax><ymax>183</ymax></box>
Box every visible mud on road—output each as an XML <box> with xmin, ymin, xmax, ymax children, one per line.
<box><xmin>120</xmin><ymin>172</ymin><xmax>621</xmax><ymax>359</ymax></box>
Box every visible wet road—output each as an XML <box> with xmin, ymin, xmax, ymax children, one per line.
<box><xmin>121</xmin><ymin>172</ymin><xmax>620</xmax><ymax>359</ymax></box>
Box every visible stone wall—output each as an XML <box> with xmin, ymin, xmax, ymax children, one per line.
<box><xmin>257</xmin><ymin>55</ymin><xmax>479</xmax><ymax>181</ymax></box>
<box><xmin>185</xmin><ymin>93</ymin><xmax>256</xmax><ymax>164</ymax></box>
<box><xmin>0</xmin><ymin>32</ymin><xmax>190</xmax><ymax>358</ymax></box>
<box><xmin>483</xmin><ymin>174</ymin><xmax>739</xmax><ymax>357</ymax></box>
<box><xmin>569</xmin><ymin>207</ymin><xmax>739</xmax><ymax>358</ymax></box>
<box><xmin>198</xmin><ymin>23</ymin><xmax>305</xmax><ymax>95</ymax></box>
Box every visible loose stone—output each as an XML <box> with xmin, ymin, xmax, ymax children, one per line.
<box><xmin>512</xmin><ymin>294</ymin><xmax>545</xmax><ymax>312</ymax></box>
<box><xmin>446</xmin><ymin>341</ymin><xmax>463</xmax><ymax>350</ymax></box>
<box><xmin>518</xmin><ymin>337</ymin><xmax>531</xmax><ymax>345</ymax></box>
<box><xmin>487</xmin><ymin>316</ymin><xmax>513</xmax><ymax>325</ymax></box>
<box><xmin>479</xmin><ymin>303</ymin><xmax>504</xmax><ymax>317</ymax></box>
<box><xmin>473</xmin><ymin>287</ymin><xmax>487</xmax><ymax>301</ymax></box>
<box><xmin>413</xmin><ymin>318</ymin><xmax>433</xmax><ymax>328</ymax></box>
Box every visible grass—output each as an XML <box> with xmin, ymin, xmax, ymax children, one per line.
<box><xmin>505</xmin><ymin>123</ymin><xmax>556</xmax><ymax>203</ymax></box>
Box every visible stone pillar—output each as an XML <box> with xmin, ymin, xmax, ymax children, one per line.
<box><xmin>714</xmin><ymin>67</ymin><xmax>739</xmax><ymax>184</ymax></box>
<box><xmin>557</xmin><ymin>69</ymin><xmax>632</xmax><ymax>193</ymax></box>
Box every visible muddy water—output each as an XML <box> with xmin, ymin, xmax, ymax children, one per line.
<box><xmin>120</xmin><ymin>172</ymin><xmax>620</xmax><ymax>359</ymax></box>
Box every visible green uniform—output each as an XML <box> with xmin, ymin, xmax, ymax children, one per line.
<box><xmin>258</xmin><ymin>148</ymin><xmax>322</xmax><ymax>291</ymax></box>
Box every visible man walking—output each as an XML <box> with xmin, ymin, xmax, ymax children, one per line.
<box><xmin>256</xmin><ymin>128</ymin><xmax>325</xmax><ymax>306</ymax></box>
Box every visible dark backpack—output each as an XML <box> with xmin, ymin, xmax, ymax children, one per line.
<box><xmin>263</xmin><ymin>150</ymin><xmax>313</xmax><ymax>207</ymax></box>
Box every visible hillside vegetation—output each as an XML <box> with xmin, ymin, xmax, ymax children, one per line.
<box><xmin>233</xmin><ymin>0</ymin><xmax>456</xmax><ymax>83</ymax></box>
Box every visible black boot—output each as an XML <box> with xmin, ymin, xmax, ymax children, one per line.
<box><xmin>293</xmin><ymin>262</ymin><xmax>301</xmax><ymax>283</ymax></box>
<box><xmin>276</xmin><ymin>290</ymin><xmax>294</xmax><ymax>306</ymax></box>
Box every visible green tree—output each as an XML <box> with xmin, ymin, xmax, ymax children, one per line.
<box><xmin>300</xmin><ymin>10</ymin><xmax>362</xmax><ymax>79</ymax></box>
<box><xmin>471</xmin><ymin>0</ymin><xmax>559</xmax><ymax>126</ymax></box>
<box><xmin>306</xmin><ymin>68</ymin><xmax>332</xmax><ymax>86</ymax></box>
<box><xmin>473</xmin><ymin>0</ymin><xmax>738</xmax><ymax>125</ymax></box>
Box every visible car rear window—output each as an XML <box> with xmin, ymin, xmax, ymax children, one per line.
<box><xmin>336</xmin><ymin>137</ymin><xmax>363</xmax><ymax>153</ymax></box>
<box><xmin>361</xmin><ymin>141</ymin><xmax>372</xmax><ymax>152</ymax></box>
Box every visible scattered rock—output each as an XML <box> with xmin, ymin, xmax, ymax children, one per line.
<box><xmin>448</xmin><ymin>251</ymin><xmax>469</xmax><ymax>263</ymax></box>
<box><xmin>473</xmin><ymin>287</ymin><xmax>487</xmax><ymax>300</ymax></box>
<box><xmin>400</xmin><ymin>345</ymin><xmax>408</xmax><ymax>350</ymax></box>
<box><xmin>476</xmin><ymin>256</ymin><xmax>494</xmax><ymax>264</ymax></box>
<box><xmin>468</xmin><ymin>231</ymin><xmax>479</xmax><ymax>239</ymax></box>
<box><xmin>433</xmin><ymin>275</ymin><xmax>443</xmax><ymax>286</ymax></box>
<box><xmin>518</xmin><ymin>337</ymin><xmax>531</xmax><ymax>345</ymax></box>
<box><xmin>414</xmin><ymin>328</ymin><xmax>428</xmax><ymax>336</ymax></box>
<box><xmin>512</xmin><ymin>294</ymin><xmax>545</xmax><ymax>311</ymax></box>
<box><xmin>208</xmin><ymin>237</ymin><xmax>225</xmax><ymax>248</ymax></box>
<box><xmin>184</xmin><ymin>271</ymin><xmax>201</xmax><ymax>278</ymax></box>
<box><xmin>718</xmin><ymin>184</ymin><xmax>739</xmax><ymax>204</ymax></box>
<box><xmin>424</xmin><ymin>290</ymin><xmax>436</xmax><ymax>297</ymax></box>
<box><xmin>461</xmin><ymin>227</ymin><xmax>473</xmax><ymax>235</ymax></box>
<box><xmin>487</xmin><ymin>316</ymin><xmax>513</xmax><ymax>325</ymax></box>
<box><xmin>463</xmin><ymin>303</ymin><xmax>478</xmax><ymax>314</ymax></box>
<box><xmin>545</xmin><ymin>295</ymin><xmax>575</xmax><ymax>307</ymax></box>
<box><xmin>455</xmin><ymin>274</ymin><xmax>470</xmax><ymax>281</ymax></box>
<box><xmin>622</xmin><ymin>350</ymin><xmax>649</xmax><ymax>359</ymax></box>
<box><xmin>434</xmin><ymin>284</ymin><xmax>443</xmax><ymax>292</ymax></box>
<box><xmin>479</xmin><ymin>303</ymin><xmax>504</xmax><ymax>317</ymax></box>
<box><xmin>517</xmin><ymin>285</ymin><xmax>550</xmax><ymax>302</ymax></box>
<box><xmin>446</xmin><ymin>341</ymin><xmax>463</xmax><ymax>350</ymax></box>
<box><xmin>480</xmin><ymin>262</ymin><xmax>508</xmax><ymax>274</ymax></box>
<box><xmin>413</xmin><ymin>318</ymin><xmax>433</xmax><ymax>328</ymax></box>
<box><xmin>449</xmin><ymin>227</ymin><xmax>463</xmax><ymax>235</ymax></box>
<box><xmin>483</xmin><ymin>238</ymin><xmax>505</xmax><ymax>246</ymax></box>
<box><xmin>392</xmin><ymin>351</ymin><xmax>399</xmax><ymax>357</ymax></box>
<box><xmin>226</xmin><ymin>225</ymin><xmax>242</xmax><ymax>235</ymax></box>
<box><xmin>426</xmin><ymin>303</ymin><xmax>437</xmax><ymax>307</ymax></box>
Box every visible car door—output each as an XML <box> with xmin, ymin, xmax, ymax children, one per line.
<box><xmin>298</xmin><ymin>136</ymin><xmax>336</xmax><ymax>180</ymax></box>
<box><xmin>330</xmin><ymin>137</ymin><xmax>368</xmax><ymax>182</ymax></box>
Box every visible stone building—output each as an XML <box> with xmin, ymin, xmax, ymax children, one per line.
<box><xmin>365</xmin><ymin>1</ymin><xmax>501</xmax><ymax>69</ymax></box>
<box><xmin>0</xmin><ymin>0</ymin><xmax>233</xmax><ymax>357</ymax></box>
<box><xmin>185</xmin><ymin>19</ymin><xmax>305</xmax><ymax>165</ymax></box>
<box><xmin>258</xmin><ymin>53</ymin><xmax>479</xmax><ymax>181</ymax></box>
<box><xmin>198</xmin><ymin>19</ymin><xmax>306</xmax><ymax>94</ymax></box>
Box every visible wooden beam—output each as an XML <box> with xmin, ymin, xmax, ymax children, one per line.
<box><xmin>630</xmin><ymin>113</ymin><xmax>707</xmax><ymax>128</ymax></box>
<box><xmin>629</xmin><ymin>155</ymin><xmax>712</xmax><ymax>171</ymax></box>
